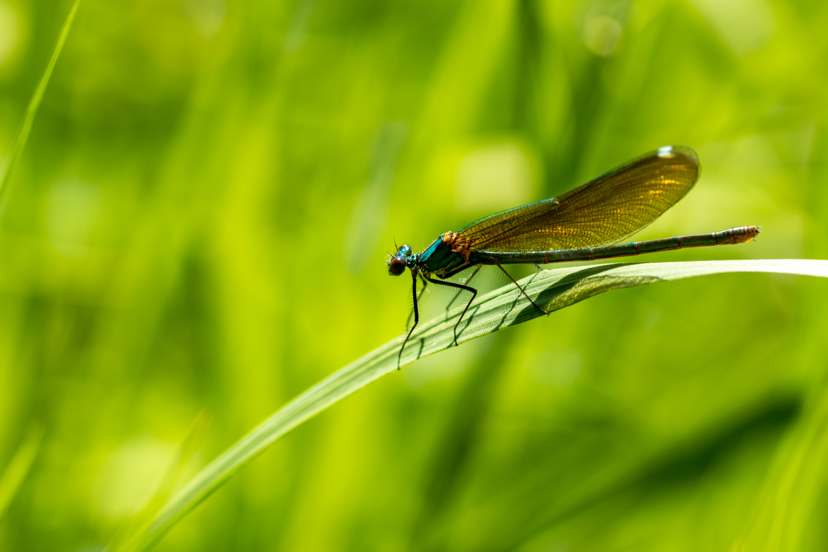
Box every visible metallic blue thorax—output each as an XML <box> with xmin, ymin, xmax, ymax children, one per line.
<box><xmin>417</xmin><ymin>236</ymin><xmax>469</xmax><ymax>278</ymax></box>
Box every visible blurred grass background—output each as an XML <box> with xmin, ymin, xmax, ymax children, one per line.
<box><xmin>1</xmin><ymin>0</ymin><xmax>828</xmax><ymax>550</ymax></box>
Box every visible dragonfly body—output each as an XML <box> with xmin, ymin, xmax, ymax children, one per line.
<box><xmin>479</xmin><ymin>225</ymin><xmax>758</xmax><ymax>265</ymax></box>
<box><xmin>388</xmin><ymin>146</ymin><xmax>759</xmax><ymax>365</ymax></box>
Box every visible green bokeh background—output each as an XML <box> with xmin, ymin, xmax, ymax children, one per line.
<box><xmin>1</xmin><ymin>0</ymin><xmax>828</xmax><ymax>550</ymax></box>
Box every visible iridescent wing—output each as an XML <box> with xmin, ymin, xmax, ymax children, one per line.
<box><xmin>458</xmin><ymin>146</ymin><xmax>700</xmax><ymax>252</ymax></box>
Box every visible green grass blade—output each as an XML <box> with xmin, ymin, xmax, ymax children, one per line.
<box><xmin>743</xmin><ymin>375</ymin><xmax>828</xmax><ymax>550</ymax></box>
<box><xmin>0</xmin><ymin>425</ymin><xmax>43</xmax><ymax>525</ymax></box>
<box><xmin>0</xmin><ymin>0</ymin><xmax>80</xmax><ymax>206</ymax></box>
<box><xmin>109</xmin><ymin>413</ymin><xmax>211</xmax><ymax>552</ymax></box>
<box><xmin>136</xmin><ymin>258</ymin><xmax>828</xmax><ymax>550</ymax></box>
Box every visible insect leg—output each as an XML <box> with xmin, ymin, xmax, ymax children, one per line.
<box><xmin>444</xmin><ymin>266</ymin><xmax>481</xmax><ymax>314</ymax></box>
<box><xmin>398</xmin><ymin>269</ymin><xmax>420</xmax><ymax>369</ymax></box>
<box><xmin>405</xmin><ymin>272</ymin><xmax>429</xmax><ymax>331</ymax></box>
<box><xmin>424</xmin><ymin>275</ymin><xmax>477</xmax><ymax>345</ymax></box>
<box><xmin>494</xmin><ymin>263</ymin><xmax>549</xmax><ymax>315</ymax></box>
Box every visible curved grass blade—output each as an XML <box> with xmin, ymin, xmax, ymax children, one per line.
<box><xmin>0</xmin><ymin>0</ymin><xmax>80</xmax><ymax>207</ymax></box>
<box><xmin>136</xmin><ymin>259</ymin><xmax>828</xmax><ymax>550</ymax></box>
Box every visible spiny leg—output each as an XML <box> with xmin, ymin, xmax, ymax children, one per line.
<box><xmin>495</xmin><ymin>263</ymin><xmax>549</xmax><ymax>315</ymax></box>
<box><xmin>406</xmin><ymin>272</ymin><xmax>429</xmax><ymax>331</ymax></box>
<box><xmin>398</xmin><ymin>269</ymin><xmax>420</xmax><ymax>369</ymax></box>
<box><xmin>444</xmin><ymin>266</ymin><xmax>481</xmax><ymax>315</ymax></box>
<box><xmin>424</xmin><ymin>275</ymin><xmax>477</xmax><ymax>345</ymax></box>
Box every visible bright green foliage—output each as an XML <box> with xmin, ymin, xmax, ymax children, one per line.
<box><xmin>1</xmin><ymin>1</ymin><xmax>828</xmax><ymax>551</ymax></box>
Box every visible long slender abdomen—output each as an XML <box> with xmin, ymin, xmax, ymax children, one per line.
<box><xmin>475</xmin><ymin>226</ymin><xmax>760</xmax><ymax>265</ymax></box>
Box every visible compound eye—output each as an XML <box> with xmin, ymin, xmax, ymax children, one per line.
<box><xmin>388</xmin><ymin>256</ymin><xmax>406</xmax><ymax>276</ymax></box>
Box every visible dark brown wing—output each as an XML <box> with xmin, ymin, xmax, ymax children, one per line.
<box><xmin>457</xmin><ymin>146</ymin><xmax>700</xmax><ymax>252</ymax></box>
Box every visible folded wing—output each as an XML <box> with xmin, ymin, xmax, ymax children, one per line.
<box><xmin>458</xmin><ymin>146</ymin><xmax>700</xmax><ymax>253</ymax></box>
